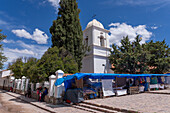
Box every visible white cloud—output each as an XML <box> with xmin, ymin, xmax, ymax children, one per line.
<box><xmin>3</xmin><ymin>40</ymin><xmax>48</xmax><ymax>65</ymax></box>
<box><xmin>109</xmin><ymin>22</ymin><xmax>152</xmax><ymax>46</ymax></box>
<box><xmin>12</xmin><ymin>29</ymin><xmax>32</xmax><ymax>39</ymax></box>
<box><xmin>47</xmin><ymin>0</ymin><xmax>60</xmax><ymax>12</ymax></box>
<box><xmin>12</xmin><ymin>28</ymin><xmax>49</xmax><ymax>44</ymax></box>
<box><xmin>3</xmin><ymin>39</ymin><xmax>15</xmax><ymax>43</ymax></box>
<box><xmin>0</xmin><ymin>19</ymin><xmax>8</xmax><ymax>25</ymax></box>
<box><xmin>151</xmin><ymin>26</ymin><xmax>158</xmax><ymax>29</ymax></box>
<box><xmin>32</xmin><ymin>29</ymin><xmax>49</xmax><ymax>44</ymax></box>
<box><xmin>0</xmin><ymin>15</ymin><xmax>27</xmax><ymax>30</ymax></box>
<box><xmin>109</xmin><ymin>23</ymin><xmax>120</xmax><ymax>27</ymax></box>
<box><xmin>0</xmin><ymin>19</ymin><xmax>14</xmax><ymax>30</ymax></box>
<box><xmin>101</xmin><ymin>0</ymin><xmax>170</xmax><ymax>11</ymax></box>
<box><xmin>4</xmin><ymin>48</ymin><xmax>35</xmax><ymax>63</ymax></box>
<box><xmin>16</xmin><ymin>40</ymin><xmax>49</xmax><ymax>57</ymax></box>
<box><xmin>8</xmin><ymin>48</ymin><xmax>35</xmax><ymax>55</ymax></box>
<box><xmin>102</xmin><ymin>0</ymin><xmax>170</xmax><ymax>6</ymax></box>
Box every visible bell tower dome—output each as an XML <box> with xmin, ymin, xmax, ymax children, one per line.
<box><xmin>86</xmin><ymin>19</ymin><xmax>104</xmax><ymax>29</ymax></box>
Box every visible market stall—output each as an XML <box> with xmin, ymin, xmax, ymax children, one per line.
<box><xmin>149</xmin><ymin>76</ymin><xmax>166</xmax><ymax>90</ymax></box>
<box><xmin>55</xmin><ymin>73</ymin><xmax>170</xmax><ymax>103</ymax></box>
<box><xmin>114</xmin><ymin>77</ymin><xmax>127</xmax><ymax>96</ymax></box>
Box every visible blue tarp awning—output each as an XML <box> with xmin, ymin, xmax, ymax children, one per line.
<box><xmin>55</xmin><ymin>73</ymin><xmax>170</xmax><ymax>86</ymax></box>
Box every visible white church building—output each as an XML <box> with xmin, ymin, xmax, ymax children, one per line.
<box><xmin>81</xmin><ymin>19</ymin><xmax>113</xmax><ymax>73</ymax></box>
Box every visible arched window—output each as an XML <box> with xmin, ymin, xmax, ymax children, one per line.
<box><xmin>85</xmin><ymin>36</ymin><xmax>88</xmax><ymax>46</ymax></box>
<box><xmin>100</xmin><ymin>36</ymin><xmax>104</xmax><ymax>47</ymax></box>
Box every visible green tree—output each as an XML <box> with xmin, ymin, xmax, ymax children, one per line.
<box><xmin>0</xmin><ymin>30</ymin><xmax>7</xmax><ymax>69</ymax></box>
<box><xmin>8</xmin><ymin>57</ymin><xmax>39</xmax><ymax>82</ymax></box>
<box><xmin>27</xmin><ymin>62</ymin><xmax>45</xmax><ymax>83</ymax></box>
<box><xmin>9</xmin><ymin>57</ymin><xmax>24</xmax><ymax>79</ymax></box>
<box><xmin>32</xmin><ymin>47</ymin><xmax>78</xmax><ymax>82</ymax></box>
<box><xmin>36</xmin><ymin>47</ymin><xmax>64</xmax><ymax>80</ymax></box>
<box><xmin>144</xmin><ymin>40</ymin><xmax>170</xmax><ymax>73</ymax></box>
<box><xmin>109</xmin><ymin>36</ymin><xmax>170</xmax><ymax>74</ymax></box>
<box><xmin>59</xmin><ymin>47</ymin><xmax>79</xmax><ymax>73</ymax></box>
<box><xmin>109</xmin><ymin>36</ymin><xmax>149</xmax><ymax>74</ymax></box>
<box><xmin>22</xmin><ymin>57</ymin><xmax>37</xmax><ymax>79</ymax></box>
<box><xmin>50</xmin><ymin>0</ymin><xmax>84</xmax><ymax>71</ymax></box>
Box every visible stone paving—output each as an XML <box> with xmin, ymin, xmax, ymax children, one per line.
<box><xmin>86</xmin><ymin>92</ymin><xmax>170</xmax><ymax>113</ymax></box>
<box><xmin>150</xmin><ymin>89</ymin><xmax>170</xmax><ymax>93</ymax></box>
<box><xmin>0</xmin><ymin>91</ymin><xmax>48</xmax><ymax>113</ymax></box>
<box><xmin>2</xmin><ymin>89</ymin><xmax>170</xmax><ymax>113</ymax></box>
<box><xmin>0</xmin><ymin>90</ymin><xmax>89</xmax><ymax>113</ymax></box>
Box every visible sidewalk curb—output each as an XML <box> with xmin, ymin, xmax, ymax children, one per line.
<box><xmin>146</xmin><ymin>92</ymin><xmax>170</xmax><ymax>95</ymax></box>
<box><xmin>82</xmin><ymin>101</ymin><xmax>139</xmax><ymax>113</ymax></box>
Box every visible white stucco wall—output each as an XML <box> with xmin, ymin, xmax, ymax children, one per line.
<box><xmin>94</xmin><ymin>56</ymin><xmax>105</xmax><ymax>73</ymax></box>
<box><xmin>81</xmin><ymin>55</ymin><xmax>94</xmax><ymax>73</ymax></box>
<box><xmin>93</xmin><ymin>55</ymin><xmax>110</xmax><ymax>73</ymax></box>
<box><xmin>0</xmin><ymin>78</ymin><xmax>10</xmax><ymax>88</ymax></box>
<box><xmin>83</xmin><ymin>27</ymin><xmax>93</xmax><ymax>46</ymax></box>
<box><xmin>0</xmin><ymin>79</ymin><xmax>4</xmax><ymax>87</ymax></box>
<box><xmin>93</xmin><ymin>46</ymin><xmax>110</xmax><ymax>57</ymax></box>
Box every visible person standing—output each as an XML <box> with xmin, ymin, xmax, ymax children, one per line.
<box><xmin>41</xmin><ymin>87</ymin><xmax>48</xmax><ymax>102</ymax></box>
<box><xmin>25</xmin><ymin>87</ymin><xmax>31</xmax><ymax>98</ymax></box>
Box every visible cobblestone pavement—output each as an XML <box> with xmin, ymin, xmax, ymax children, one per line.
<box><xmin>2</xmin><ymin>89</ymin><xmax>170</xmax><ymax>113</ymax></box>
<box><xmin>0</xmin><ymin>90</ymin><xmax>89</xmax><ymax>113</ymax></box>
<box><xmin>86</xmin><ymin>92</ymin><xmax>170</xmax><ymax>113</ymax></box>
<box><xmin>0</xmin><ymin>91</ymin><xmax>48</xmax><ymax>113</ymax></box>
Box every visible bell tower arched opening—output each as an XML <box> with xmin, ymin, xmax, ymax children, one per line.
<box><xmin>100</xmin><ymin>35</ymin><xmax>105</xmax><ymax>47</ymax></box>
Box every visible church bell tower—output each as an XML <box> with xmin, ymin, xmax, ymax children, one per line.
<box><xmin>81</xmin><ymin>19</ymin><xmax>112</xmax><ymax>73</ymax></box>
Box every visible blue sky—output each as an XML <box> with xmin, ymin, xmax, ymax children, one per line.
<box><xmin>0</xmin><ymin>0</ymin><xmax>170</xmax><ymax>69</ymax></box>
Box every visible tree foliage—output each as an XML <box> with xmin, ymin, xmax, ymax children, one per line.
<box><xmin>0</xmin><ymin>30</ymin><xmax>7</xmax><ymax>69</ymax></box>
<box><xmin>50</xmin><ymin>0</ymin><xmax>85</xmax><ymax>71</ymax></box>
<box><xmin>109</xmin><ymin>36</ymin><xmax>149</xmax><ymax>74</ymax></box>
<box><xmin>8</xmin><ymin>57</ymin><xmax>41</xmax><ymax>83</ymax></box>
<box><xmin>37</xmin><ymin>47</ymin><xmax>78</xmax><ymax>75</ymax></box>
<box><xmin>9</xmin><ymin>47</ymin><xmax>78</xmax><ymax>83</ymax></box>
<box><xmin>143</xmin><ymin>40</ymin><xmax>170</xmax><ymax>73</ymax></box>
<box><xmin>32</xmin><ymin>47</ymin><xmax>78</xmax><ymax>82</ymax></box>
<box><xmin>22</xmin><ymin>57</ymin><xmax>38</xmax><ymax>81</ymax></box>
<box><xmin>109</xmin><ymin>35</ymin><xmax>170</xmax><ymax>74</ymax></box>
<box><xmin>8</xmin><ymin>57</ymin><xmax>24</xmax><ymax>79</ymax></box>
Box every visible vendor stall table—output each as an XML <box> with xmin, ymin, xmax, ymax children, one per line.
<box><xmin>158</xmin><ymin>84</ymin><xmax>165</xmax><ymax>89</ymax></box>
<box><xmin>115</xmin><ymin>89</ymin><xmax>127</xmax><ymax>96</ymax></box>
<box><xmin>139</xmin><ymin>86</ymin><xmax>145</xmax><ymax>92</ymax></box>
<box><xmin>150</xmin><ymin>84</ymin><xmax>159</xmax><ymax>90</ymax></box>
<box><xmin>129</xmin><ymin>86</ymin><xmax>139</xmax><ymax>95</ymax></box>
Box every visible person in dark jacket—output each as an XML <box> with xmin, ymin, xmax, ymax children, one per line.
<box><xmin>25</xmin><ymin>87</ymin><xmax>31</xmax><ymax>98</ymax></box>
<box><xmin>41</xmin><ymin>87</ymin><xmax>48</xmax><ymax>102</ymax></box>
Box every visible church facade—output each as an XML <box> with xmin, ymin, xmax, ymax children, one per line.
<box><xmin>81</xmin><ymin>19</ymin><xmax>113</xmax><ymax>73</ymax></box>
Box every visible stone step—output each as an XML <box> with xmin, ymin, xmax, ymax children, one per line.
<box><xmin>78</xmin><ymin>103</ymin><xmax>119</xmax><ymax>113</ymax></box>
<box><xmin>64</xmin><ymin>103</ymin><xmax>103</xmax><ymax>113</ymax></box>
<box><xmin>73</xmin><ymin>104</ymin><xmax>104</xmax><ymax>113</ymax></box>
<box><xmin>83</xmin><ymin>101</ymin><xmax>137</xmax><ymax>113</ymax></box>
